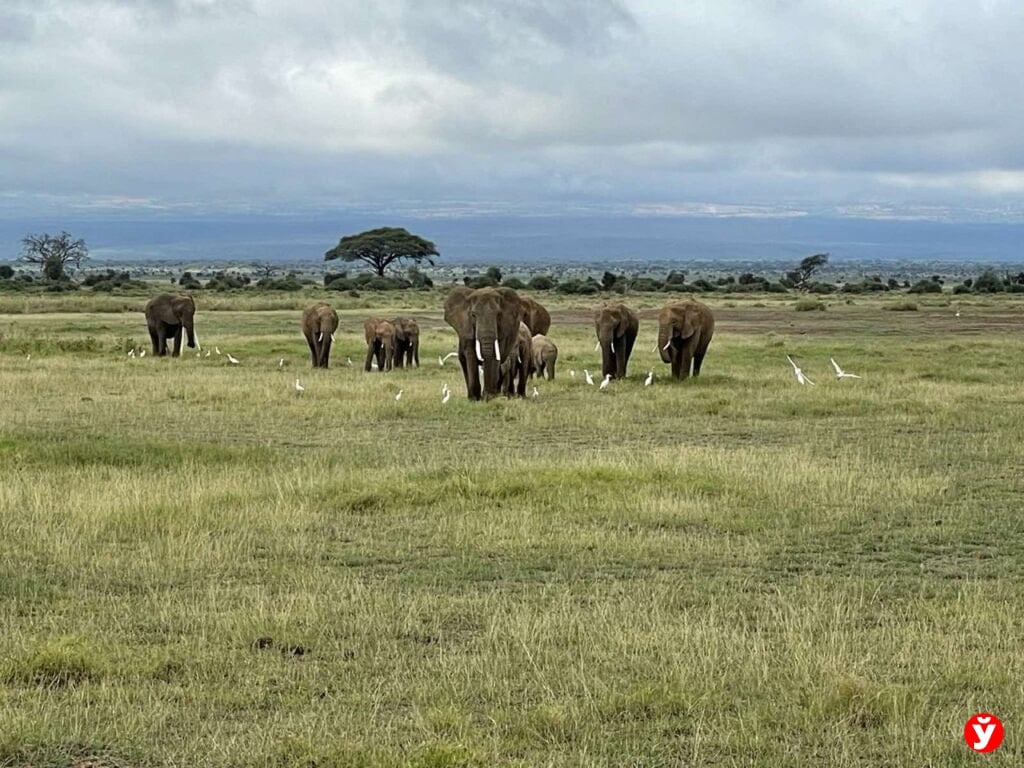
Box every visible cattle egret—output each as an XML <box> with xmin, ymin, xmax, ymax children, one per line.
<box><xmin>215</xmin><ymin>347</ymin><xmax>221</xmax><ymax>355</ymax></box>
<box><xmin>786</xmin><ymin>355</ymin><xmax>814</xmax><ymax>385</ymax></box>
<box><xmin>830</xmin><ymin>357</ymin><xmax>861</xmax><ymax>379</ymax></box>
<box><xmin>644</xmin><ymin>371</ymin><xmax>653</xmax><ymax>386</ymax></box>
<box><xmin>955</xmin><ymin>309</ymin><xmax>961</xmax><ymax>318</ymax></box>
<box><xmin>531</xmin><ymin>386</ymin><xmax>539</xmax><ymax>399</ymax></box>
<box><xmin>294</xmin><ymin>378</ymin><xmax>305</xmax><ymax>394</ymax></box>
<box><xmin>438</xmin><ymin>351</ymin><xmax>458</xmax><ymax>367</ymax></box>
<box><xmin>569</xmin><ymin>370</ymin><xmax>576</xmax><ymax>378</ymax></box>
<box><xmin>441</xmin><ymin>382</ymin><xmax>450</xmax><ymax>396</ymax></box>
<box><xmin>205</xmin><ymin>350</ymin><xmax>211</xmax><ymax>357</ymax></box>
<box><xmin>279</xmin><ymin>358</ymin><xmax>284</xmax><ymax>368</ymax></box>
<box><xmin>139</xmin><ymin>350</ymin><xmax>146</xmax><ymax>358</ymax></box>
<box><xmin>128</xmin><ymin>349</ymin><xmax>135</xmax><ymax>358</ymax></box>
<box><xmin>196</xmin><ymin>351</ymin><xmax>201</xmax><ymax>358</ymax></box>
<box><xmin>584</xmin><ymin>369</ymin><xmax>594</xmax><ymax>385</ymax></box>
<box><xmin>346</xmin><ymin>357</ymin><xmax>353</xmax><ymax>366</ymax></box>
<box><xmin>394</xmin><ymin>389</ymin><xmax>403</xmax><ymax>401</ymax></box>
<box><xmin>599</xmin><ymin>373</ymin><xmax>612</xmax><ymax>391</ymax></box>
<box><xmin>441</xmin><ymin>390</ymin><xmax>451</xmax><ymax>404</ymax></box>
<box><xmin>26</xmin><ymin>354</ymin><xmax>31</xmax><ymax>361</ymax></box>
<box><xmin>227</xmin><ymin>354</ymin><xmax>240</xmax><ymax>365</ymax></box>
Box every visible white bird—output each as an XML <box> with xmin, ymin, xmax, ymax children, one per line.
<box><xmin>830</xmin><ymin>357</ymin><xmax>861</xmax><ymax>379</ymax></box>
<box><xmin>26</xmin><ymin>354</ymin><xmax>31</xmax><ymax>361</ymax></box>
<box><xmin>786</xmin><ymin>355</ymin><xmax>814</xmax><ymax>385</ymax></box>
<box><xmin>569</xmin><ymin>370</ymin><xmax>576</xmax><ymax>378</ymax></box>
<box><xmin>599</xmin><ymin>373</ymin><xmax>612</xmax><ymax>391</ymax></box>
<box><xmin>227</xmin><ymin>353</ymin><xmax>240</xmax><ymax>365</ymax></box>
<box><xmin>205</xmin><ymin>350</ymin><xmax>211</xmax><ymax>357</ymax></box>
<box><xmin>441</xmin><ymin>382</ymin><xmax>450</xmax><ymax>396</ymax></box>
<box><xmin>128</xmin><ymin>349</ymin><xmax>135</xmax><ymax>358</ymax></box>
<box><xmin>955</xmin><ymin>309</ymin><xmax>961</xmax><ymax>318</ymax></box>
<box><xmin>584</xmin><ymin>369</ymin><xmax>594</xmax><ymax>385</ymax></box>
<box><xmin>438</xmin><ymin>351</ymin><xmax>458</xmax><ymax>367</ymax></box>
<box><xmin>531</xmin><ymin>386</ymin><xmax>539</xmax><ymax>399</ymax></box>
<box><xmin>139</xmin><ymin>350</ymin><xmax>146</xmax><ymax>358</ymax></box>
<box><xmin>196</xmin><ymin>351</ymin><xmax>201</xmax><ymax>358</ymax></box>
<box><xmin>294</xmin><ymin>378</ymin><xmax>305</xmax><ymax>394</ymax></box>
<box><xmin>215</xmin><ymin>347</ymin><xmax>221</xmax><ymax>355</ymax></box>
<box><xmin>441</xmin><ymin>390</ymin><xmax>451</xmax><ymax>404</ymax></box>
<box><xmin>394</xmin><ymin>389</ymin><xmax>403</xmax><ymax>401</ymax></box>
<box><xmin>279</xmin><ymin>358</ymin><xmax>284</xmax><ymax>368</ymax></box>
<box><xmin>346</xmin><ymin>357</ymin><xmax>353</xmax><ymax>366</ymax></box>
<box><xmin>644</xmin><ymin>371</ymin><xmax>653</xmax><ymax>386</ymax></box>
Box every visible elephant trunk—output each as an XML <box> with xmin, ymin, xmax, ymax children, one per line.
<box><xmin>474</xmin><ymin>320</ymin><xmax>502</xmax><ymax>397</ymax></box>
<box><xmin>185</xmin><ymin>318</ymin><xmax>197</xmax><ymax>349</ymax></box>
<box><xmin>657</xmin><ymin>322</ymin><xmax>673</xmax><ymax>364</ymax></box>
<box><xmin>598</xmin><ymin>327</ymin><xmax>616</xmax><ymax>378</ymax></box>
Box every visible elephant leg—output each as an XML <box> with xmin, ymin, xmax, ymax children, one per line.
<box><xmin>615</xmin><ymin>337</ymin><xmax>627</xmax><ymax>379</ymax></box>
<box><xmin>459</xmin><ymin>347</ymin><xmax>481</xmax><ymax>400</ymax></box>
<box><xmin>148</xmin><ymin>326</ymin><xmax>159</xmax><ymax>356</ymax></box>
<box><xmin>171</xmin><ymin>327</ymin><xmax>183</xmax><ymax>357</ymax></box>
<box><xmin>547</xmin><ymin>359</ymin><xmax>555</xmax><ymax>380</ymax></box>
<box><xmin>412</xmin><ymin>342</ymin><xmax>419</xmax><ymax>368</ymax></box>
<box><xmin>156</xmin><ymin>326</ymin><xmax>167</xmax><ymax>356</ymax></box>
<box><xmin>364</xmin><ymin>344</ymin><xmax>375</xmax><ymax>372</ymax></box>
<box><xmin>307</xmin><ymin>337</ymin><xmax>319</xmax><ymax>367</ymax></box>
<box><xmin>393</xmin><ymin>342</ymin><xmax>404</xmax><ymax>368</ymax></box>
<box><xmin>679</xmin><ymin>340</ymin><xmax>696</xmax><ymax>380</ymax></box>
<box><xmin>693</xmin><ymin>337</ymin><xmax>709</xmax><ymax>376</ymax></box>
<box><xmin>320</xmin><ymin>337</ymin><xmax>332</xmax><ymax>368</ymax></box>
<box><xmin>671</xmin><ymin>349</ymin><xmax>684</xmax><ymax>379</ymax></box>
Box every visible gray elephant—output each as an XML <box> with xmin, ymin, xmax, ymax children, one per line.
<box><xmin>443</xmin><ymin>286</ymin><xmax>525</xmax><ymax>400</ymax></box>
<box><xmin>658</xmin><ymin>300</ymin><xmax>715</xmax><ymax>379</ymax></box>
<box><xmin>501</xmin><ymin>322</ymin><xmax>534</xmax><ymax>398</ymax></box>
<box><xmin>594</xmin><ymin>303</ymin><xmax>638</xmax><ymax>379</ymax></box>
<box><xmin>145</xmin><ymin>293</ymin><xmax>198</xmax><ymax>357</ymax></box>
<box><xmin>391</xmin><ymin>317</ymin><xmax>420</xmax><ymax>368</ymax></box>
<box><xmin>530</xmin><ymin>334</ymin><xmax>558</xmax><ymax>380</ymax></box>
<box><xmin>302</xmin><ymin>302</ymin><xmax>339</xmax><ymax>368</ymax></box>
<box><xmin>363</xmin><ymin>318</ymin><xmax>395</xmax><ymax>372</ymax></box>
<box><xmin>519</xmin><ymin>295</ymin><xmax>551</xmax><ymax>335</ymax></box>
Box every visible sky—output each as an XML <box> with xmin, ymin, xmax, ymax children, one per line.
<box><xmin>3</xmin><ymin>0</ymin><xmax>1024</xmax><ymax>223</ymax></box>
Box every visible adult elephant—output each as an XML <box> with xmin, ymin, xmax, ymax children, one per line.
<box><xmin>530</xmin><ymin>334</ymin><xmax>558</xmax><ymax>380</ymax></box>
<box><xmin>363</xmin><ymin>318</ymin><xmax>395</xmax><ymax>372</ymax></box>
<box><xmin>519</xmin><ymin>295</ymin><xmax>551</xmax><ymax>335</ymax></box>
<box><xmin>391</xmin><ymin>317</ymin><xmax>420</xmax><ymax>368</ymax></box>
<box><xmin>594</xmin><ymin>303</ymin><xmax>638</xmax><ymax>379</ymax></box>
<box><xmin>658</xmin><ymin>299</ymin><xmax>715</xmax><ymax>379</ymax></box>
<box><xmin>145</xmin><ymin>293</ymin><xmax>198</xmax><ymax>357</ymax></box>
<box><xmin>502</xmin><ymin>322</ymin><xmax>534</xmax><ymax>398</ymax></box>
<box><xmin>443</xmin><ymin>286</ymin><xmax>525</xmax><ymax>400</ymax></box>
<box><xmin>301</xmin><ymin>302</ymin><xmax>339</xmax><ymax>368</ymax></box>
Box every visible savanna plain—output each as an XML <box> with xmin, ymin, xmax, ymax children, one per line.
<box><xmin>1</xmin><ymin>289</ymin><xmax>1022</xmax><ymax>767</ymax></box>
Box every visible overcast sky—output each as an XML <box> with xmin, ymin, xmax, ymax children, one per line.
<box><xmin>3</xmin><ymin>0</ymin><xmax>1024</xmax><ymax>220</ymax></box>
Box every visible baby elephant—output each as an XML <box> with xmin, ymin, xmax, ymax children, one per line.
<box><xmin>531</xmin><ymin>334</ymin><xmax>558</xmax><ymax>380</ymax></box>
<box><xmin>363</xmin><ymin>317</ymin><xmax>395</xmax><ymax>372</ymax></box>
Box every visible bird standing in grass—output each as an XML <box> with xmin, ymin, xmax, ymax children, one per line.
<box><xmin>644</xmin><ymin>371</ymin><xmax>653</xmax><ymax>386</ymax></box>
<box><xmin>830</xmin><ymin>357</ymin><xmax>861</xmax><ymax>379</ymax></box>
<box><xmin>442</xmin><ymin>389</ymin><xmax>451</xmax><ymax>404</ymax></box>
<box><xmin>569</xmin><ymin>370</ymin><xmax>576</xmax><ymax>378</ymax></box>
<box><xmin>786</xmin><ymin>355</ymin><xmax>814</xmax><ymax>385</ymax></box>
<box><xmin>139</xmin><ymin>350</ymin><xmax>146</xmax><ymax>358</ymax></box>
<box><xmin>531</xmin><ymin>386</ymin><xmax>539</xmax><ymax>399</ymax></box>
<box><xmin>294</xmin><ymin>378</ymin><xmax>304</xmax><ymax>394</ymax></box>
<box><xmin>227</xmin><ymin>353</ymin><xmax>240</xmax><ymax>365</ymax></box>
<box><xmin>347</xmin><ymin>357</ymin><xmax>353</xmax><ymax>366</ymax></box>
<box><xmin>215</xmin><ymin>347</ymin><xmax>221</xmax><ymax>355</ymax></box>
<box><xmin>394</xmin><ymin>389</ymin><xmax>403</xmax><ymax>401</ymax></box>
<box><xmin>128</xmin><ymin>349</ymin><xmax>135</xmax><ymax>358</ymax></box>
<box><xmin>599</xmin><ymin>373</ymin><xmax>612</xmax><ymax>391</ymax></box>
<box><xmin>584</xmin><ymin>369</ymin><xmax>594</xmax><ymax>385</ymax></box>
<box><xmin>279</xmin><ymin>358</ymin><xmax>285</xmax><ymax>368</ymax></box>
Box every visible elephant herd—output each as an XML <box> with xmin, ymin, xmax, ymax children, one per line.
<box><xmin>143</xmin><ymin>289</ymin><xmax>715</xmax><ymax>401</ymax></box>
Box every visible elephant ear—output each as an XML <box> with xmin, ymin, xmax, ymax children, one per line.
<box><xmin>679</xmin><ymin>305</ymin><xmax>698</xmax><ymax>339</ymax></box>
<box><xmin>444</xmin><ymin>287</ymin><xmax>474</xmax><ymax>335</ymax></box>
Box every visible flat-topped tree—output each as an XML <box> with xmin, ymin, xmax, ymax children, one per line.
<box><xmin>324</xmin><ymin>227</ymin><xmax>439</xmax><ymax>278</ymax></box>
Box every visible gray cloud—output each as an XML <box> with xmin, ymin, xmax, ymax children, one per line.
<box><xmin>3</xmin><ymin>1</ymin><xmax>1024</xmax><ymax>219</ymax></box>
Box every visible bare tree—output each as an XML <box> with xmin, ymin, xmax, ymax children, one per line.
<box><xmin>21</xmin><ymin>231</ymin><xmax>89</xmax><ymax>280</ymax></box>
<box><xmin>252</xmin><ymin>262</ymin><xmax>279</xmax><ymax>279</ymax></box>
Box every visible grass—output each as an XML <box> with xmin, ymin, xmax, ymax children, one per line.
<box><xmin>1</xmin><ymin>290</ymin><xmax>1022</xmax><ymax>766</ymax></box>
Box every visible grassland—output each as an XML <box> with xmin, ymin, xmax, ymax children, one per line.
<box><xmin>1</xmin><ymin>289</ymin><xmax>1022</xmax><ymax>767</ymax></box>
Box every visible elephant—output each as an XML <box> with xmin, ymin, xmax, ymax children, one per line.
<box><xmin>301</xmin><ymin>302</ymin><xmax>339</xmax><ymax>368</ymax></box>
<box><xmin>391</xmin><ymin>317</ymin><xmax>420</xmax><ymax>368</ymax></box>
<box><xmin>530</xmin><ymin>334</ymin><xmax>558</xmax><ymax>380</ymax></box>
<box><xmin>519</xmin><ymin>295</ymin><xmax>551</xmax><ymax>335</ymax></box>
<box><xmin>443</xmin><ymin>286</ymin><xmax>525</xmax><ymax>400</ymax></box>
<box><xmin>502</xmin><ymin>322</ymin><xmax>534</xmax><ymax>398</ymax></box>
<box><xmin>658</xmin><ymin>299</ymin><xmax>715</xmax><ymax>379</ymax></box>
<box><xmin>594</xmin><ymin>303</ymin><xmax>638</xmax><ymax>379</ymax></box>
<box><xmin>363</xmin><ymin>318</ymin><xmax>396</xmax><ymax>372</ymax></box>
<box><xmin>145</xmin><ymin>293</ymin><xmax>198</xmax><ymax>357</ymax></box>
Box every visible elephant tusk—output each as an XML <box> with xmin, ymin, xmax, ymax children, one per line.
<box><xmin>194</xmin><ymin>334</ymin><xmax>200</xmax><ymax>351</ymax></box>
<box><xmin>663</xmin><ymin>339</ymin><xmax>672</xmax><ymax>350</ymax></box>
<box><xmin>317</xmin><ymin>332</ymin><xmax>323</xmax><ymax>343</ymax></box>
<box><xmin>494</xmin><ymin>340</ymin><xmax>501</xmax><ymax>360</ymax></box>
<box><xmin>475</xmin><ymin>339</ymin><xmax>483</xmax><ymax>362</ymax></box>
<box><xmin>610</xmin><ymin>341</ymin><xmax>615</xmax><ymax>354</ymax></box>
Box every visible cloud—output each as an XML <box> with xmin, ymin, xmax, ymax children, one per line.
<box><xmin>2</xmin><ymin>1</ymin><xmax>1024</xmax><ymax>218</ymax></box>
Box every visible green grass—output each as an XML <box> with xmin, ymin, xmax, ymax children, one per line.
<box><xmin>1</xmin><ymin>291</ymin><xmax>1022</xmax><ymax>766</ymax></box>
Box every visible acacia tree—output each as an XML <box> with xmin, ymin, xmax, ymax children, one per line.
<box><xmin>20</xmin><ymin>231</ymin><xmax>89</xmax><ymax>281</ymax></box>
<box><xmin>324</xmin><ymin>227</ymin><xmax>438</xmax><ymax>277</ymax></box>
<box><xmin>785</xmin><ymin>253</ymin><xmax>829</xmax><ymax>291</ymax></box>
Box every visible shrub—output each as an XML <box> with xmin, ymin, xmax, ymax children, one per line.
<box><xmin>973</xmin><ymin>270</ymin><xmax>1004</xmax><ymax>293</ymax></box>
<box><xmin>527</xmin><ymin>275</ymin><xmax>557</xmax><ymax>290</ymax></box>
<box><xmin>0</xmin><ymin>264</ymin><xmax>14</xmax><ymax>279</ymax></box>
<box><xmin>794</xmin><ymin>298</ymin><xmax>825</xmax><ymax>311</ymax></box>
<box><xmin>556</xmin><ymin>278</ymin><xmax>601</xmax><ymax>295</ymax></box>
<box><xmin>952</xmin><ymin>284</ymin><xmax>973</xmax><ymax>295</ymax></box>
<box><xmin>256</xmin><ymin>275</ymin><xmax>304</xmax><ymax>291</ymax></box>
<box><xmin>908</xmin><ymin>279</ymin><xmax>942</xmax><ymax>294</ymax></box>
<box><xmin>1007</xmin><ymin>283</ymin><xmax>1024</xmax><ymax>293</ymax></box>
<box><xmin>690</xmin><ymin>278</ymin><xmax>715</xmax><ymax>292</ymax></box>
<box><xmin>808</xmin><ymin>282</ymin><xmax>837</xmax><ymax>294</ymax></box>
<box><xmin>324</xmin><ymin>270</ymin><xmax>348</xmax><ymax>286</ymax></box>
<box><xmin>502</xmin><ymin>277</ymin><xmax>526</xmax><ymax>290</ymax></box>
<box><xmin>628</xmin><ymin>277</ymin><xmax>664</xmax><ymax>292</ymax></box>
<box><xmin>886</xmin><ymin>301</ymin><xmax>919</xmax><ymax>311</ymax></box>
